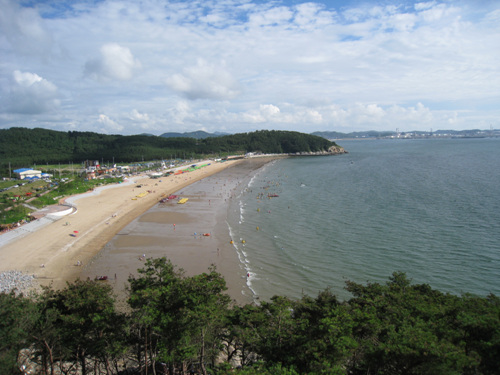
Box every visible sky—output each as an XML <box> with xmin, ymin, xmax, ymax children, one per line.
<box><xmin>0</xmin><ymin>0</ymin><xmax>499</xmax><ymax>136</ymax></box>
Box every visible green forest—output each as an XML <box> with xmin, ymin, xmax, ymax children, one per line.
<box><xmin>0</xmin><ymin>128</ymin><xmax>337</xmax><ymax>171</ymax></box>
<box><xmin>2</xmin><ymin>258</ymin><xmax>499</xmax><ymax>375</ymax></box>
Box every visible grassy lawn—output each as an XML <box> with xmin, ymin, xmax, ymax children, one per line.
<box><xmin>0</xmin><ymin>176</ymin><xmax>123</xmax><ymax>226</ymax></box>
<box><xmin>0</xmin><ymin>205</ymin><xmax>33</xmax><ymax>226</ymax></box>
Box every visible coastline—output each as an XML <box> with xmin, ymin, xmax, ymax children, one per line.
<box><xmin>79</xmin><ymin>157</ymin><xmax>276</xmax><ymax>306</ymax></box>
<box><xmin>0</xmin><ymin>161</ymin><xmax>240</xmax><ymax>289</ymax></box>
<box><xmin>0</xmin><ymin>157</ymin><xmax>275</xmax><ymax>304</ymax></box>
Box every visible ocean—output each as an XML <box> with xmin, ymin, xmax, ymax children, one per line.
<box><xmin>228</xmin><ymin>138</ymin><xmax>500</xmax><ymax>302</ymax></box>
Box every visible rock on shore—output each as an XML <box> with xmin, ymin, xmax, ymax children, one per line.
<box><xmin>289</xmin><ymin>145</ymin><xmax>348</xmax><ymax>156</ymax></box>
<box><xmin>0</xmin><ymin>270</ymin><xmax>36</xmax><ymax>295</ymax></box>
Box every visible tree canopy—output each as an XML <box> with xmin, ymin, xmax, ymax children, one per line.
<box><xmin>1</xmin><ymin>266</ymin><xmax>498</xmax><ymax>375</ymax></box>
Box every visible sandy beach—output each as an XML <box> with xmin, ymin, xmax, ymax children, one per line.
<box><xmin>0</xmin><ymin>158</ymin><xmax>274</xmax><ymax>304</ymax></box>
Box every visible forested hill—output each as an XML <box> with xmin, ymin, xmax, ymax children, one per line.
<box><xmin>0</xmin><ymin>127</ymin><xmax>339</xmax><ymax>168</ymax></box>
<box><xmin>160</xmin><ymin>130</ymin><xmax>230</xmax><ymax>138</ymax></box>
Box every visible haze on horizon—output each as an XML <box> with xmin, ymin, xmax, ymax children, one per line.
<box><xmin>0</xmin><ymin>0</ymin><xmax>499</xmax><ymax>136</ymax></box>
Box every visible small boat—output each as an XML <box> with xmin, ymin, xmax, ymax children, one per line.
<box><xmin>177</xmin><ymin>198</ymin><xmax>189</xmax><ymax>204</ymax></box>
<box><xmin>267</xmin><ymin>194</ymin><xmax>279</xmax><ymax>198</ymax></box>
<box><xmin>95</xmin><ymin>276</ymin><xmax>108</xmax><ymax>281</ymax></box>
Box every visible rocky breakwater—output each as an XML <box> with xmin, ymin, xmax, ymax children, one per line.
<box><xmin>289</xmin><ymin>145</ymin><xmax>348</xmax><ymax>156</ymax></box>
<box><xmin>0</xmin><ymin>270</ymin><xmax>36</xmax><ymax>295</ymax></box>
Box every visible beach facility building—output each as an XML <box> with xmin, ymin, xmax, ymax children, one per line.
<box><xmin>14</xmin><ymin>168</ymin><xmax>42</xmax><ymax>180</ymax></box>
<box><xmin>84</xmin><ymin>160</ymin><xmax>100</xmax><ymax>170</ymax></box>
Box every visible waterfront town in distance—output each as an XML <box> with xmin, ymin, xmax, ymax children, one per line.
<box><xmin>313</xmin><ymin>127</ymin><xmax>500</xmax><ymax>141</ymax></box>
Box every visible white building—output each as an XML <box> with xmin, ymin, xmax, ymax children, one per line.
<box><xmin>13</xmin><ymin>168</ymin><xmax>42</xmax><ymax>180</ymax></box>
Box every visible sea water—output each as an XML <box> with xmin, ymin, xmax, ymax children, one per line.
<box><xmin>227</xmin><ymin>138</ymin><xmax>500</xmax><ymax>302</ymax></box>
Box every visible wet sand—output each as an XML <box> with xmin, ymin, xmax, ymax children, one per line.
<box><xmin>80</xmin><ymin>158</ymin><xmax>275</xmax><ymax>305</ymax></box>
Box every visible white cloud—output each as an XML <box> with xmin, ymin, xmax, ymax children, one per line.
<box><xmin>165</xmin><ymin>59</ymin><xmax>240</xmax><ymax>100</ymax></box>
<box><xmin>232</xmin><ymin>101</ymin><xmax>438</xmax><ymax>132</ymax></box>
<box><xmin>260</xmin><ymin>104</ymin><xmax>280</xmax><ymax>118</ymax></box>
<box><xmin>248</xmin><ymin>6</ymin><xmax>293</xmax><ymax>27</ymax></box>
<box><xmin>97</xmin><ymin>114</ymin><xmax>123</xmax><ymax>133</ymax></box>
<box><xmin>414</xmin><ymin>2</ymin><xmax>437</xmax><ymax>11</ymax></box>
<box><xmin>211</xmin><ymin>101</ymin><xmax>434</xmax><ymax>132</ymax></box>
<box><xmin>293</xmin><ymin>3</ymin><xmax>336</xmax><ymax>29</ymax></box>
<box><xmin>418</xmin><ymin>3</ymin><xmax>448</xmax><ymax>22</ymax></box>
<box><xmin>84</xmin><ymin>43</ymin><xmax>141</xmax><ymax>81</ymax></box>
<box><xmin>0</xmin><ymin>0</ymin><xmax>499</xmax><ymax>134</ymax></box>
<box><xmin>129</xmin><ymin>109</ymin><xmax>149</xmax><ymax>122</ymax></box>
<box><xmin>127</xmin><ymin>109</ymin><xmax>155</xmax><ymax>131</ymax></box>
<box><xmin>318</xmin><ymin>102</ymin><xmax>434</xmax><ymax>130</ymax></box>
<box><xmin>6</xmin><ymin>70</ymin><xmax>60</xmax><ymax>114</ymax></box>
<box><xmin>164</xmin><ymin>100</ymin><xmax>195</xmax><ymax>125</ymax></box>
<box><xmin>0</xmin><ymin>0</ymin><xmax>52</xmax><ymax>56</ymax></box>
<box><xmin>239</xmin><ymin>104</ymin><xmax>281</xmax><ymax>124</ymax></box>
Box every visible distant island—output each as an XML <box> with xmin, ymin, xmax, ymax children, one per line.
<box><xmin>312</xmin><ymin>128</ymin><xmax>500</xmax><ymax>140</ymax></box>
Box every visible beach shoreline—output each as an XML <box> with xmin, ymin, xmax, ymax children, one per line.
<box><xmin>0</xmin><ymin>157</ymin><xmax>276</xmax><ymax>304</ymax></box>
<box><xmin>79</xmin><ymin>157</ymin><xmax>276</xmax><ymax>306</ymax></box>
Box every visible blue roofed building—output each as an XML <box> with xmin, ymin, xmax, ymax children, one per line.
<box><xmin>13</xmin><ymin>168</ymin><xmax>42</xmax><ymax>180</ymax></box>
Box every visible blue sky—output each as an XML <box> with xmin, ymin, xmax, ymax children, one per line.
<box><xmin>1</xmin><ymin>0</ymin><xmax>499</xmax><ymax>135</ymax></box>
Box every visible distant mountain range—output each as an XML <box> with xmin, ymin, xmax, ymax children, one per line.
<box><xmin>157</xmin><ymin>129</ymin><xmax>499</xmax><ymax>141</ymax></box>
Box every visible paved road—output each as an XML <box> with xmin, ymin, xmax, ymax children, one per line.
<box><xmin>0</xmin><ymin>215</ymin><xmax>61</xmax><ymax>248</ymax></box>
<box><xmin>0</xmin><ymin>165</ymin><xmax>204</xmax><ymax>249</ymax></box>
<box><xmin>0</xmin><ymin>176</ymin><xmax>139</xmax><ymax>249</ymax></box>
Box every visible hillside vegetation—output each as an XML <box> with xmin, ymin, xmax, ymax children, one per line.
<box><xmin>1</xmin><ymin>262</ymin><xmax>498</xmax><ymax>375</ymax></box>
<box><xmin>0</xmin><ymin>128</ymin><xmax>337</xmax><ymax>170</ymax></box>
